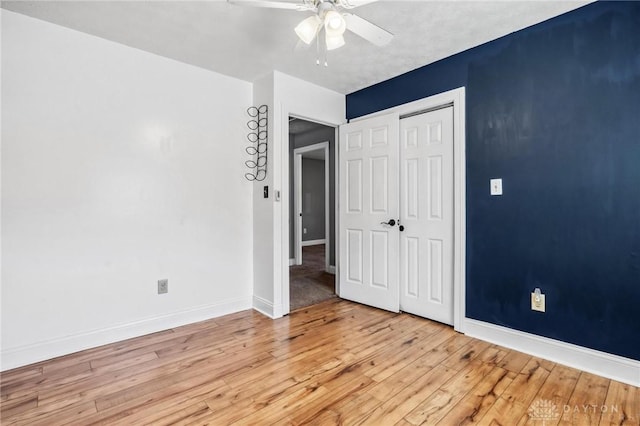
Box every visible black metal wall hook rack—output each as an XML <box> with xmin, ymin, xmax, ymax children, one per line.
<box><xmin>245</xmin><ymin>105</ymin><xmax>268</xmax><ymax>181</ymax></box>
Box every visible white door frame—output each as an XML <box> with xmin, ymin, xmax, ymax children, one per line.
<box><xmin>349</xmin><ymin>87</ymin><xmax>466</xmax><ymax>333</ymax></box>
<box><xmin>268</xmin><ymin>74</ymin><xmax>344</xmax><ymax>319</ymax></box>
<box><xmin>293</xmin><ymin>141</ymin><xmax>330</xmax><ymax>271</ymax></box>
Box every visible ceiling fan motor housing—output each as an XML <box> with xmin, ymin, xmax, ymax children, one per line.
<box><xmin>231</xmin><ymin>0</ymin><xmax>393</xmax><ymax>51</ymax></box>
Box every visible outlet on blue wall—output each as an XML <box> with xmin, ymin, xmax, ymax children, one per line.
<box><xmin>347</xmin><ymin>1</ymin><xmax>640</xmax><ymax>361</ymax></box>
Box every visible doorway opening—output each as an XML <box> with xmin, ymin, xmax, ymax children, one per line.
<box><xmin>289</xmin><ymin>117</ymin><xmax>336</xmax><ymax>311</ymax></box>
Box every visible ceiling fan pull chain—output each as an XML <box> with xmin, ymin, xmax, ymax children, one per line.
<box><xmin>324</xmin><ymin>42</ymin><xmax>328</xmax><ymax>67</ymax></box>
<box><xmin>321</xmin><ymin>28</ymin><xmax>329</xmax><ymax>66</ymax></box>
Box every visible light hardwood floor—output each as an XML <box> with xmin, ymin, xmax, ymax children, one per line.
<box><xmin>1</xmin><ymin>299</ymin><xmax>637</xmax><ymax>425</ymax></box>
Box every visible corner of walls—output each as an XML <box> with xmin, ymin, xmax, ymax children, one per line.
<box><xmin>252</xmin><ymin>295</ymin><xmax>276</xmax><ymax>319</ymax></box>
<box><xmin>251</xmin><ymin>72</ymin><xmax>277</xmax><ymax>318</ymax></box>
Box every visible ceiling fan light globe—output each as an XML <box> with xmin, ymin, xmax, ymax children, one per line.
<box><xmin>325</xmin><ymin>34</ymin><xmax>345</xmax><ymax>50</ymax></box>
<box><xmin>324</xmin><ymin>10</ymin><xmax>346</xmax><ymax>36</ymax></box>
<box><xmin>295</xmin><ymin>15</ymin><xmax>321</xmax><ymax>44</ymax></box>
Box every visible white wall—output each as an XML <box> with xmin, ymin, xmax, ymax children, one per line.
<box><xmin>1</xmin><ymin>10</ymin><xmax>253</xmax><ymax>370</ymax></box>
<box><xmin>251</xmin><ymin>73</ymin><xmax>275</xmax><ymax>316</ymax></box>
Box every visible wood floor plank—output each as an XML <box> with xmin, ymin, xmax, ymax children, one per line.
<box><xmin>83</xmin><ymin>379</ymin><xmax>229</xmax><ymax>425</ymax></box>
<box><xmin>1</xmin><ymin>361</ymin><xmax>93</xmax><ymax>400</ymax></box>
<box><xmin>441</xmin><ymin>338</ymin><xmax>492</xmax><ymax>372</ymax></box>
<box><xmin>504</xmin><ymin>358</ymin><xmax>554</xmax><ymax>408</ymax></box>
<box><xmin>0</xmin><ymin>299</ymin><xmax>636</xmax><ymax>426</ymax></box>
<box><xmin>559</xmin><ymin>372</ymin><xmax>611</xmax><ymax>425</ymax></box>
<box><xmin>279</xmin><ymin>363</ymin><xmax>373</xmax><ymax>425</ymax></box>
<box><xmin>475</xmin><ymin>394</ymin><xmax>530</xmax><ymax>426</ymax></box>
<box><xmin>147</xmin><ymin>401</ymin><xmax>214</xmax><ymax>426</ymax></box>
<box><xmin>35</xmin><ymin>317</ymin><xmax>255</xmax><ymax>406</ymax></box>
<box><xmin>404</xmin><ymin>359</ymin><xmax>496</xmax><ymax>424</ymax></box>
<box><xmin>35</xmin><ymin>344</ymin><xmax>227</xmax><ymax>410</ymax></box>
<box><xmin>366</xmin><ymin>344</ymin><xmax>454</xmax><ymax>403</ymax></box>
<box><xmin>521</xmin><ymin>363</ymin><xmax>581</xmax><ymax>426</ymax></box>
<box><xmin>228</xmin><ymin>382</ymin><xmax>332</xmax><ymax>425</ymax></box>
<box><xmin>0</xmin><ymin>392</ymin><xmax>38</xmax><ymax>419</ymax></box>
<box><xmin>0</xmin><ymin>387</ymin><xmax>38</xmax><ymax>407</ymax></box>
<box><xmin>475</xmin><ymin>344</ymin><xmax>510</xmax><ymax>367</ymax></box>
<box><xmin>94</xmin><ymin>351</ymin><xmax>272</xmax><ymax>412</ymax></box>
<box><xmin>0</xmin><ymin>366</ymin><xmax>43</xmax><ymax>388</ymax></box>
<box><xmin>356</xmin><ymin>363</ymin><xmax>457</xmax><ymax>425</ymax></box>
<box><xmin>365</xmin><ymin>325</ymin><xmax>453</xmax><ymax>383</ymax></box>
<box><xmin>8</xmin><ymin>400</ymin><xmax>97</xmax><ymax>426</ymax></box>
<box><xmin>2</xmin><ymin>324</ymin><xmax>225</xmax><ymax>402</ymax></box>
<box><xmin>498</xmin><ymin>349</ymin><xmax>533</xmax><ymax>374</ymax></box>
<box><xmin>200</xmin><ymin>354</ymin><xmax>359</xmax><ymax>424</ymax></box>
<box><xmin>475</xmin><ymin>357</ymin><xmax>555</xmax><ymax>425</ymax></box>
<box><xmin>433</xmin><ymin>366</ymin><xmax>514</xmax><ymax>425</ymax></box>
<box><xmin>90</xmin><ymin>350</ymin><xmax>159</xmax><ymax>374</ymax></box>
<box><xmin>599</xmin><ymin>380</ymin><xmax>639</xmax><ymax>425</ymax></box>
<box><xmin>306</xmin><ymin>390</ymin><xmax>383</xmax><ymax>425</ymax></box>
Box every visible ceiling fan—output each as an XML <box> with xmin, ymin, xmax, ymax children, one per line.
<box><xmin>228</xmin><ymin>0</ymin><xmax>393</xmax><ymax>52</ymax></box>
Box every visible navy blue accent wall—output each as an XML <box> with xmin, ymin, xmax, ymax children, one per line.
<box><xmin>346</xmin><ymin>1</ymin><xmax>640</xmax><ymax>361</ymax></box>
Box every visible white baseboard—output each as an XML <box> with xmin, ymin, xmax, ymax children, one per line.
<box><xmin>252</xmin><ymin>295</ymin><xmax>276</xmax><ymax>319</ymax></box>
<box><xmin>289</xmin><ymin>258</ymin><xmax>296</xmax><ymax>266</ymax></box>
<box><xmin>464</xmin><ymin>318</ymin><xmax>640</xmax><ymax>387</ymax></box>
<box><xmin>0</xmin><ymin>296</ymin><xmax>252</xmax><ymax>372</ymax></box>
<box><xmin>327</xmin><ymin>265</ymin><xmax>336</xmax><ymax>274</ymax></box>
<box><xmin>301</xmin><ymin>239</ymin><xmax>326</xmax><ymax>247</ymax></box>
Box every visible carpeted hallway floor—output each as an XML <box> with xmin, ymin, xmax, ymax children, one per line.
<box><xmin>290</xmin><ymin>244</ymin><xmax>335</xmax><ymax>311</ymax></box>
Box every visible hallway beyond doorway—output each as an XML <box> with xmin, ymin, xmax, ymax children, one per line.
<box><xmin>290</xmin><ymin>245</ymin><xmax>335</xmax><ymax>311</ymax></box>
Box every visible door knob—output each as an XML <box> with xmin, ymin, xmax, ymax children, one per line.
<box><xmin>380</xmin><ymin>219</ymin><xmax>396</xmax><ymax>226</ymax></box>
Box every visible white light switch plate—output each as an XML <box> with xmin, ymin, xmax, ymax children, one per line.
<box><xmin>490</xmin><ymin>178</ymin><xmax>503</xmax><ymax>195</ymax></box>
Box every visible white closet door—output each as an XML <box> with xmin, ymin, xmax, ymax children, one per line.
<box><xmin>339</xmin><ymin>113</ymin><xmax>400</xmax><ymax>312</ymax></box>
<box><xmin>399</xmin><ymin>107</ymin><xmax>454</xmax><ymax>324</ymax></box>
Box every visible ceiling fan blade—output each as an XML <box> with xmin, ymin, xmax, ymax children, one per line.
<box><xmin>336</xmin><ymin>0</ymin><xmax>380</xmax><ymax>9</ymax></box>
<box><xmin>227</xmin><ymin>0</ymin><xmax>313</xmax><ymax>11</ymax></box>
<box><xmin>343</xmin><ymin>13</ymin><xmax>393</xmax><ymax>47</ymax></box>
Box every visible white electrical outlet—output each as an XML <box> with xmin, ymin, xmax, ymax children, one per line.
<box><xmin>531</xmin><ymin>288</ymin><xmax>545</xmax><ymax>312</ymax></box>
<box><xmin>158</xmin><ymin>279</ymin><xmax>168</xmax><ymax>295</ymax></box>
<box><xmin>303</xmin><ymin>228</ymin><xmax>307</xmax><ymax>234</ymax></box>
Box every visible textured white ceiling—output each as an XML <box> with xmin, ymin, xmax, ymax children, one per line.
<box><xmin>2</xmin><ymin>0</ymin><xmax>593</xmax><ymax>94</ymax></box>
